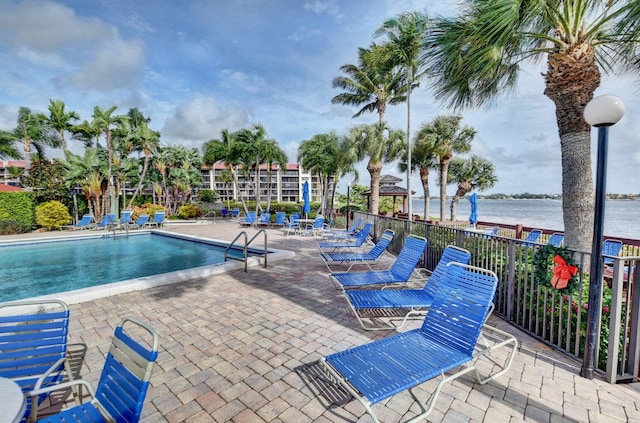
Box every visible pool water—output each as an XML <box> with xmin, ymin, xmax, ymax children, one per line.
<box><xmin>0</xmin><ymin>233</ymin><xmax>246</xmax><ymax>302</ymax></box>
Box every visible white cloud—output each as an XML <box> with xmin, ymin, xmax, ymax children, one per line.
<box><xmin>162</xmin><ymin>95</ymin><xmax>250</xmax><ymax>147</ymax></box>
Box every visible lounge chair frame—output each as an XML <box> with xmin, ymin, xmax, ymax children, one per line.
<box><xmin>29</xmin><ymin>317</ymin><xmax>159</xmax><ymax>423</ymax></box>
<box><xmin>320</xmin><ymin>229</ymin><xmax>394</xmax><ymax>272</ymax></box>
<box><xmin>318</xmin><ymin>222</ymin><xmax>373</xmax><ymax>253</ymax></box>
<box><xmin>319</xmin><ymin>263</ymin><xmax>518</xmax><ymax>423</ymax></box>
<box><xmin>0</xmin><ymin>299</ymin><xmax>76</xmax><ymax>423</ymax></box>
<box><xmin>344</xmin><ymin>245</ymin><xmax>471</xmax><ymax>330</ymax></box>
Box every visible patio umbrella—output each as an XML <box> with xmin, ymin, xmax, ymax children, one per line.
<box><xmin>469</xmin><ymin>193</ymin><xmax>478</xmax><ymax>227</ymax></box>
<box><xmin>302</xmin><ymin>181</ymin><xmax>311</xmax><ymax>218</ymax></box>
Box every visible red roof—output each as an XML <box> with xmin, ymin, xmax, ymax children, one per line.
<box><xmin>0</xmin><ymin>184</ymin><xmax>24</xmax><ymax>192</ymax></box>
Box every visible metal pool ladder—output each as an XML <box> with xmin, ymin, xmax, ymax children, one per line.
<box><xmin>224</xmin><ymin>229</ymin><xmax>268</xmax><ymax>272</ymax></box>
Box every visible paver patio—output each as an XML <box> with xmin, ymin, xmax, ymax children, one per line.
<box><xmin>5</xmin><ymin>220</ymin><xmax>640</xmax><ymax>422</ymax></box>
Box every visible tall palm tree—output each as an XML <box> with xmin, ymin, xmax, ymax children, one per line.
<box><xmin>375</xmin><ymin>11</ymin><xmax>429</xmax><ymax>221</ymax></box>
<box><xmin>331</xmin><ymin>44</ymin><xmax>406</xmax><ymax>124</ymax></box>
<box><xmin>40</xmin><ymin>99</ymin><xmax>80</xmax><ymax>152</ymax></box>
<box><xmin>259</xmin><ymin>139</ymin><xmax>287</xmax><ymax>212</ymax></box>
<box><xmin>417</xmin><ymin>115</ymin><xmax>475</xmax><ymax>221</ymax></box>
<box><xmin>0</xmin><ymin>133</ymin><xmax>21</xmax><ymax>159</ymax></box>
<box><xmin>344</xmin><ymin>122</ymin><xmax>405</xmax><ymax>214</ymax></box>
<box><xmin>424</xmin><ymin>0</ymin><xmax>640</xmax><ymax>250</ymax></box>
<box><xmin>91</xmin><ymin>106</ymin><xmax>128</xmax><ymax>215</ymax></box>
<box><xmin>448</xmin><ymin>155</ymin><xmax>497</xmax><ymax>221</ymax></box>
<box><xmin>235</xmin><ymin>124</ymin><xmax>273</xmax><ymax>214</ymax></box>
<box><xmin>218</xmin><ymin>169</ymin><xmax>234</xmax><ymax>210</ymax></box>
<box><xmin>0</xmin><ymin>107</ymin><xmax>59</xmax><ymax>175</ymax></box>
<box><xmin>399</xmin><ymin>131</ymin><xmax>438</xmax><ymax>219</ymax></box>
<box><xmin>203</xmin><ymin>129</ymin><xmax>249</xmax><ymax>214</ymax></box>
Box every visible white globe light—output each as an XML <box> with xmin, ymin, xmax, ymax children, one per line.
<box><xmin>584</xmin><ymin>94</ymin><xmax>625</xmax><ymax>127</ymax></box>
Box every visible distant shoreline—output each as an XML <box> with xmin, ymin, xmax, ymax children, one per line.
<box><xmin>415</xmin><ymin>195</ymin><xmax>639</xmax><ymax>201</ymax></box>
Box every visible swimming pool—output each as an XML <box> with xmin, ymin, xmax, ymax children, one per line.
<box><xmin>0</xmin><ymin>231</ymin><xmax>293</xmax><ymax>304</ymax></box>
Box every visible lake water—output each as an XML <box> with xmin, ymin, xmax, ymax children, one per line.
<box><xmin>412</xmin><ymin>198</ymin><xmax>640</xmax><ymax>240</ymax></box>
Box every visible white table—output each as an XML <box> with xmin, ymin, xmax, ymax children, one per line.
<box><xmin>0</xmin><ymin>377</ymin><xmax>26</xmax><ymax>423</ymax></box>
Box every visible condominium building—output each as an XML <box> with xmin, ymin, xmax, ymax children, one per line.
<box><xmin>201</xmin><ymin>163</ymin><xmax>324</xmax><ymax>204</ymax></box>
<box><xmin>0</xmin><ymin>160</ymin><xmax>24</xmax><ymax>186</ymax></box>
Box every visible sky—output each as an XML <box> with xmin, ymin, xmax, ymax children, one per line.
<box><xmin>0</xmin><ymin>0</ymin><xmax>639</xmax><ymax>195</ymax></box>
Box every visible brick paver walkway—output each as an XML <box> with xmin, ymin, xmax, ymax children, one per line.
<box><xmin>7</xmin><ymin>220</ymin><xmax>640</xmax><ymax>422</ymax></box>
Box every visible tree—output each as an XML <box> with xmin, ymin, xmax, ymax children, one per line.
<box><xmin>399</xmin><ymin>130</ymin><xmax>438</xmax><ymax>219</ymax></box>
<box><xmin>151</xmin><ymin>145</ymin><xmax>203</xmax><ymax>215</ymax></box>
<box><xmin>0</xmin><ymin>107</ymin><xmax>59</xmax><ymax>175</ymax></box>
<box><xmin>417</xmin><ymin>116</ymin><xmax>475</xmax><ymax>221</ymax></box>
<box><xmin>218</xmin><ymin>169</ymin><xmax>234</xmax><ymax>210</ymax></box>
<box><xmin>59</xmin><ymin>149</ymin><xmax>106</xmax><ymax>220</ymax></box>
<box><xmin>0</xmin><ymin>132</ymin><xmax>21</xmax><ymax>159</ymax></box>
<box><xmin>448</xmin><ymin>155</ymin><xmax>497</xmax><ymax>220</ymax></box>
<box><xmin>91</xmin><ymin>106</ymin><xmax>128</xmax><ymax>215</ymax></box>
<box><xmin>331</xmin><ymin>44</ymin><xmax>406</xmax><ymax>124</ymax></box>
<box><xmin>259</xmin><ymin>138</ymin><xmax>287</xmax><ymax>212</ymax></box>
<box><xmin>344</xmin><ymin>122</ymin><xmax>405</xmax><ymax>214</ymax></box>
<box><xmin>22</xmin><ymin>160</ymin><xmax>70</xmax><ymax>206</ymax></box>
<box><xmin>235</xmin><ymin>124</ymin><xmax>275</xmax><ymax>214</ymax></box>
<box><xmin>203</xmin><ymin>129</ymin><xmax>249</xmax><ymax>214</ymax></box>
<box><xmin>423</xmin><ymin>0</ymin><xmax>640</xmax><ymax>250</ymax></box>
<box><xmin>40</xmin><ymin>99</ymin><xmax>80</xmax><ymax>152</ymax></box>
<box><xmin>298</xmin><ymin>132</ymin><xmax>352</xmax><ymax>216</ymax></box>
<box><xmin>375</xmin><ymin>11</ymin><xmax>429</xmax><ymax>221</ymax></box>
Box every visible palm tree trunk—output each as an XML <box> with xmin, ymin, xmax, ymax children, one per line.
<box><xmin>128</xmin><ymin>154</ymin><xmax>150</xmax><ymax>209</ymax></box>
<box><xmin>439</xmin><ymin>162</ymin><xmax>449</xmax><ymax>221</ymax></box>
<box><xmin>368</xmin><ymin>160</ymin><xmax>383</xmax><ymax>214</ymax></box>
<box><xmin>420</xmin><ymin>167</ymin><xmax>429</xmax><ymax>220</ymax></box>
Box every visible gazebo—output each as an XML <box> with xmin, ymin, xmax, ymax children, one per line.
<box><xmin>363</xmin><ymin>175</ymin><xmax>414</xmax><ymax>216</ymax></box>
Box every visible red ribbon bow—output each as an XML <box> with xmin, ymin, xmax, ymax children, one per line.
<box><xmin>551</xmin><ymin>254</ymin><xmax>578</xmax><ymax>289</ymax></box>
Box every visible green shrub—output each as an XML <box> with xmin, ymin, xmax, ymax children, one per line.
<box><xmin>35</xmin><ymin>200</ymin><xmax>71</xmax><ymax>230</ymax></box>
<box><xmin>0</xmin><ymin>220</ymin><xmax>31</xmax><ymax>235</ymax></box>
<box><xmin>178</xmin><ymin>204</ymin><xmax>201</xmax><ymax>219</ymax></box>
<box><xmin>131</xmin><ymin>203</ymin><xmax>165</xmax><ymax>220</ymax></box>
<box><xmin>198</xmin><ymin>189</ymin><xmax>217</xmax><ymax>203</ymax></box>
<box><xmin>0</xmin><ymin>191</ymin><xmax>35</xmax><ymax>231</ymax></box>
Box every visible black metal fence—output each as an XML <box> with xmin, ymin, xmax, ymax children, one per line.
<box><xmin>354</xmin><ymin>211</ymin><xmax>640</xmax><ymax>383</ymax></box>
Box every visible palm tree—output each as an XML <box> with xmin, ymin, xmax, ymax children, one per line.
<box><xmin>259</xmin><ymin>139</ymin><xmax>287</xmax><ymax>212</ymax></box>
<box><xmin>41</xmin><ymin>99</ymin><xmax>80</xmax><ymax>152</ymax></box>
<box><xmin>298</xmin><ymin>132</ymin><xmax>342</xmax><ymax>216</ymax></box>
<box><xmin>399</xmin><ymin>131</ymin><xmax>438</xmax><ymax>219</ymax></box>
<box><xmin>417</xmin><ymin>116</ymin><xmax>475</xmax><ymax>221</ymax></box>
<box><xmin>218</xmin><ymin>169</ymin><xmax>234</xmax><ymax>210</ymax></box>
<box><xmin>203</xmin><ymin>129</ymin><xmax>249</xmax><ymax>214</ymax></box>
<box><xmin>60</xmin><ymin>149</ymin><xmax>106</xmax><ymax>219</ymax></box>
<box><xmin>91</xmin><ymin>106</ymin><xmax>128</xmax><ymax>215</ymax></box>
<box><xmin>375</xmin><ymin>11</ymin><xmax>429</xmax><ymax>221</ymax></box>
<box><xmin>448</xmin><ymin>155</ymin><xmax>497</xmax><ymax>221</ymax></box>
<box><xmin>0</xmin><ymin>107</ymin><xmax>59</xmax><ymax>175</ymax></box>
<box><xmin>331</xmin><ymin>44</ymin><xmax>406</xmax><ymax>124</ymax></box>
<box><xmin>0</xmin><ymin>133</ymin><xmax>21</xmax><ymax>159</ymax></box>
<box><xmin>424</xmin><ymin>1</ymin><xmax>640</xmax><ymax>250</ymax></box>
<box><xmin>344</xmin><ymin>122</ymin><xmax>405</xmax><ymax>214</ymax></box>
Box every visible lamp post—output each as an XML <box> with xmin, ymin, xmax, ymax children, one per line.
<box><xmin>580</xmin><ymin>94</ymin><xmax>625</xmax><ymax>379</ymax></box>
<box><xmin>346</xmin><ymin>182</ymin><xmax>351</xmax><ymax>231</ymax></box>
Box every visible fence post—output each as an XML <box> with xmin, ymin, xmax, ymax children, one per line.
<box><xmin>506</xmin><ymin>240</ymin><xmax>516</xmax><ymax>321</ymax></box>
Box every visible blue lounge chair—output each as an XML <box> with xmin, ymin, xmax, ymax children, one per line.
<box><xmin>145</xmin><ymin>211</ymin><xmax>165</xmax><ymax>228</ymax></box>
<box><xmin>522</xmin><ymin>229</ymin><xmax>542</xmax><ymax>247</ymax></box>
<box><xmin>62</xmin><ymin>214</ymin><xmax>94</xmax><ymax>230</ymax></box>
<box><xmin>283</xmin><ymin>213</ymin><xmax>301</xmax><ymax>236</ymax></box>
<box><xmin>92</xmin><ymin>213</ymin><xmax>116</xmax><ymax>230</ymax></box>
<box><xmin>603</xmin><ymin>239</ymin><xmax>624</xmax><ymax>265</ymax></box>
<box><xmin>272</xmin><ymin>212</ymin><xmax>286</xmax><ymax>227</ymax></box>
<box><xmin>129</xmin><ymin>214</ymin><xmax>150</xmax><ymax>229</ymax></box>
<box><xmin>0</xmin><ymin>300</ymin><xmax>74</xmax><ymax>423</ymax></box>
<box><xmin>29</xmin><ymin>318</ymin><xmax>159</xmax><ymax>423</ymax></box>
<box><xmin>257</xmin><ymin>212</ymin><xmax>271</xmax><ymax>227</ymax></box>
<box><xmin>320</xmin><ymin>229</ymin><xmax>395</xmax><ymax>272</ymax></box>
<box><xmin>240</xmin><ymin>211</ymin><xmax>256</xmax><ymax>226</ymax></box>
<box><xmin>324</xmin><ymin>217</ymin><xmax>363</xmax><ymax>239</ymax></box>
<box><xmin>547</xmin><ymin>232</ymin><xmax>564</xmax><ymax>247</ymax></box>
<box><xmin>344</xmin><ymin>245</ymin><xmax>471</xmax><ymax>330</ymax></box>
<box><xmin>329</xmin><ymin>234</ymin><xmax>427</xmax><ymax>290</ymax></box>
<box><xmin>319</xmin><ymin>263</ymin><xmax>517</xmax><ymax>423</ymax></box>
<box><xmin>303</xmin><ymin>216</ymin><xmax>325</xmax><ymax>236</ymax></box>
<box><xmin>318</xmin><ymin>222</ymin><xmax>373</xmax><ymax>252</ymax></box>
<box><xmin>231</xmin><ymin>208</ymin><xmax>240</xmax><ymax>219</ymax></box>
<box><xmin>115</xmin><ymin>210</ymin><xmax>132</xmax><ymax>229</ymax></box>
<box><xmin>220</xmin><ymin>209</ymin><xmax>229</xmax><ymax>218</ymax></box>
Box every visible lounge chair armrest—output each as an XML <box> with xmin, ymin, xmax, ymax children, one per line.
<box><xmin>32</xmin><ymin>356</ymin><xmax>70</xmax><ymax>392</ymax></box>
<box><xmin>472</xmin><ymin>323</ymin><xmax>518</xmax><ymax>385</ymax></box>
<box><xmin>29</xmin><ymin>378</ymin><xmax>96</xmax><ymax>400</ymax></box>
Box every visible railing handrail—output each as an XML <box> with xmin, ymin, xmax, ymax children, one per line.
<box><xmin>247</xmin><ymin>229</ymin><xmax>268</xmax><ymax>269</ymax></box>
<box><xmin>225</xmin><ymin>231</ymin><xmax>248</xmax><ymax>272</ymax></box>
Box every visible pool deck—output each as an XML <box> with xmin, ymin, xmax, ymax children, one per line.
<box><xmin>6</xmin><ymin>220</ymin><xmax>640</xmax><ymax>422</ymax></box>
